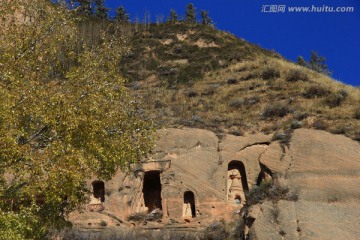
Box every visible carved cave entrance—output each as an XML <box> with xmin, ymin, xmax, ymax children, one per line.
<box><xmin>183</xmin><ymin>191</ymin><xmax>196</xmax><ymax>218</ymax></box>
<box><xmin>92</xmin><ymin>180</ymin><xmax>105</xmax><ymax>202</ymax></box>
<box><xmin>142</xmin><ymin>171</ymin><xmax>162</xmax><ymax>212</ymax></box>
<box><xmin>227</xmin><ymin>161</ymin><xmax>249</xmax><ymax>204</ymax></box>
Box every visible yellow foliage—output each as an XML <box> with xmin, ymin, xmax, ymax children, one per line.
<box><xmin>0</xmin><ymin>0</ymin><xmax>154</xmax><ymax>236</ymax></box>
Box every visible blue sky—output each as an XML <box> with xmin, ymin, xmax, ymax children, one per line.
<box><xmin>103</xmin><ymin>0</ymin><xmax>360</xmax><ymax>86</ymax></box>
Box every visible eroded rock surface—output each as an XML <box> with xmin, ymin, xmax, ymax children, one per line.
<box><xmin>248</xmin><ymin>129</ymin><xmax>360</xmax><ymax>240</ymax></box>
<box><xmin>67</xmin><ymin>128</ymin><xmax>360</xmax><ymax>240</ymax></box>
<box><xmin>287</xmin><ymin>129</ymin><xmax>360</xmax><ymax>202</ymax></box>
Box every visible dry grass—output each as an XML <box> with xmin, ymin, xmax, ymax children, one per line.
<box><xmin>285</xmin><ymin>68</ymin><xmax>309</xmax><ymax>82</ymax></box>
<box><xmin>354</xmin><ymin>107</ymin><xmax>360</xmax><ymax>120</ymax></box>
<box><xmin>129</xmin><ymin>39</ymin><xmax>360</xmax><ymax>141</ymax></box>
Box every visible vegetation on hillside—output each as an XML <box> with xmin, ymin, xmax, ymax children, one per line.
<box><xmin>119</xmin><ymin>23</ymin><xmax>281</xmax><ymax>85</ymax></box>
<box><xmin>297</xmin><ymin>51</ymin><xmax>331</xmax><ymax>76</ymax></box>
<box><xmin>87</xmin><ymin>4</ymin><xmax>358</xmax><ymax>142</ymax></box>
<box><xmin>128</xmin><ymin>38</ymin><xmax>360</xmax><ymax>140</ymax></box>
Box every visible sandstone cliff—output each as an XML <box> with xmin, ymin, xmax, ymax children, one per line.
<box><xmin>66</xmin><ymin>127</ymin><xmax>360</xmax><ymax>240</ymax></box>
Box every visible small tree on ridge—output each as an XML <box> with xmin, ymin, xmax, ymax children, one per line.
<box><xmin>186</xmin><ymin>3</ymin><xmax>196</xmax><ymax>24</ymax></box>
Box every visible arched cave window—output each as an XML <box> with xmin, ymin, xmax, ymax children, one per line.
<box><xmin>235</xmin><ymin>194</ymin><xmax>241</xmax><ymax>204</ymax></box>
<box><xmin>228</xmin><ymin>161</ymin><xmax>249</xmax><ymax>191</ymax></box>
<box><xmin>142</xmin><ymin>171</ymin><xmax>162</xmax><ymax>212</ymax></box>
<box><xmin>183</xmin><ymin>191</ymin><xmax>196</xmax><ymax>218</ymax></box>
<box><xmin>227</xmin><ymin>161</ymin><xmax>249</xmax><ymax>203</ymax></box>
<box><xmin>92</xmin><ymin>180</ymin><xmax>105</xmax><ymax>202</ymax></box>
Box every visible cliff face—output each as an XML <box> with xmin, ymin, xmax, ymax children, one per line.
<box><xmin>67</xmin><ymin>127</ymin><xmax>360</xmax><ymax>239</ymax></box>
<box><xmin>249</xmin><ymin>129</ymin><xmax>360</xmax><ymax>240</ymax></box>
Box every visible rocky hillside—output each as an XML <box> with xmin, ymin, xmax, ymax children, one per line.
<box><xmin>114</xmin><ymin>22</ymin><xmax>360</xmax><ymax>141</ymax></box>
<box><xmin>60</xmin><ymin>21</ymin><xmax>360</xmax><ymax>240</ymax></box>
<box><xmin>119</xmin><ymin>23</ymin><xmax>281</xmax><ymax>84</ymax></box>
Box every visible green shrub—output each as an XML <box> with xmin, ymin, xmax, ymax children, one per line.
<box><xmin>126</xmin><ymin>212</ymin><xmax>148</xmax><ymax>222</ymax></box>
<box><xmin>228</xmin><ymin>126</ymin><xmax>244</xmax><ymax>136</ymax></box>
<box><xmin>227</xmin><ymin>78</ymin><xmax>238</xmax><ymax>84</ymax></box>
<box><xmin>323</xmin><ymin>91</ymin><xmax>347</xmax><ymax>108</ymax></box>
<box><xmin>202</xmin><ymin>85</ymin><xmax>217</xmax><ymax>96</ymax></box>
<box><xmin>290</xmin><ymin>120</ymin><xmax>303</xmax><ymax>129</ymax></box>
<box><xmin>272</xmin><ymin>130</ymin><xmax>292</xmax><ymax>146</ymax></box>
<box><xmin>185</xmin><ymin>90</ymin><xmax>198</xmax><ymax>98</ymax></box>
<box><xmin>293</xmin><ymin>112</ymin><xmax>308</xmax><ymax>121</ymax></box>
<box><xmin>240</xmin><ymin>72</ymin><xmax>258</xmax><ymax>81</ymax></box>
<box><xmin>246</xmin><ymin>180</ymin><xmax>272</xmax><ymax>206</ymax></box>
<box><xmin>246</xmin><ymin>177</ymin><xmax>298</xmax><ymax>206</ymax></box>
<box><xmin>329</xmin><ymin>124</ymin><xmax>348</xmax><ymax>135</ymax></box>
<box><xmin>262</xmin><ymin>103</ymin><xmax>291</xmax><ymax>118</ymax></box>
<box><xmin>176</xmin><ymin>64</ymin><xmax>204</xmax><ymax>84</ymax></box>
<box><xmin>99</xmin><ymin>221</ymin><xmax>107</xmax><ymax>227</ymax></box>
<box><xmin>353</xmin><ymin>132</ymin><xmax>360</xmax><ymax>142</ymax></box>
<box><xmin>279</xmin><ymin>230</ymin><xmax>286</xmax><ymax>237</ymax></box>
<box><xmin>245</xmin><ymin>96</ymin><xmax>260</xmax><ymax>105</ymax></box>
<box><xmin>231</xmin><ymin>218</ymin><xmax>246</xmax><ymax>240</ymax></box>
<box><xmin>229</xmin><ymin>98</ymin><xmax>244</xmax><ymax>108</ymax></box>
<box><xmin>312</xmin><ymin>120</ymin><xmax>327</xmax><ymax>130</ymax></box>
<box><xmin>285</xmin><ymin>69</ymin><xmax>309</xmax><ymax>82</ymax></box>
<box><xmin>261</xmin><ymin>67</ymin><xmax>280</xmax><ymax>80</ymax></box>
<box><xmin>203</xmin><ymin>220</ymin><xmax>229</xmax><ymax>240</ymax></box>
<box><xmin>303</xmin><ymin>85</ymin><xmax>329</xmax><ymax>98</ymax></box>
<box><xmin>337</xmin><ymin>89</ymin><xmax>349</xmax><ymax>98</ymax></box>
<box><xmin>354</xmin><ymin>107</ymin><xmax>360</xmax><ymax>120</ymax></box>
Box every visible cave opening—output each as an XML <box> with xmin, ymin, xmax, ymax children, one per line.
<box><xmin>92</xmin><ymin>180</ymin><xmax>105</xmax><ymax>202</ymax></box>
<box><xmin>183</xmin><ymin>191</ymin><xmax>196</xmax><ymax>218</ymax></box>
<box><xmin>227</xmin><ymin>161</ymin><xmax>249</xmax><ymax>203</ymax></box>
<box><xmin>142</xmin><ymin>171</ymin><xmax>162</xmax><ymax>212</ymax></box>
<box><xmin>228</xmin><ymin>161</ymin><xmax>249</xmax><ymax>192</ymax></box>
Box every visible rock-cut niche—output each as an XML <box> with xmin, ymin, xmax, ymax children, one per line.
<box><xmin>92</xmin><ymin>180</ymin><xmax>105</xmax><ymax>203</ymax></box>
<box><xmin>183</xmin><ymin>191</ymin><xmax>196</xmax><ymax>218</ymax></box>
<box><xmin>142</xmin><ymin>171</ymin><xmax>162</xmax><ymax>212</ymax></box>
<box><xmin>227</xmin><ymin>161</ymin><xmax>249</xmax><ymax>204</ymax></box>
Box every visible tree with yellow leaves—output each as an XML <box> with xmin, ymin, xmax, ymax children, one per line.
<box><xmin>0</xmin><ymin>1</ymin><xmax>154</xmax><ymax>238</ymax></box>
